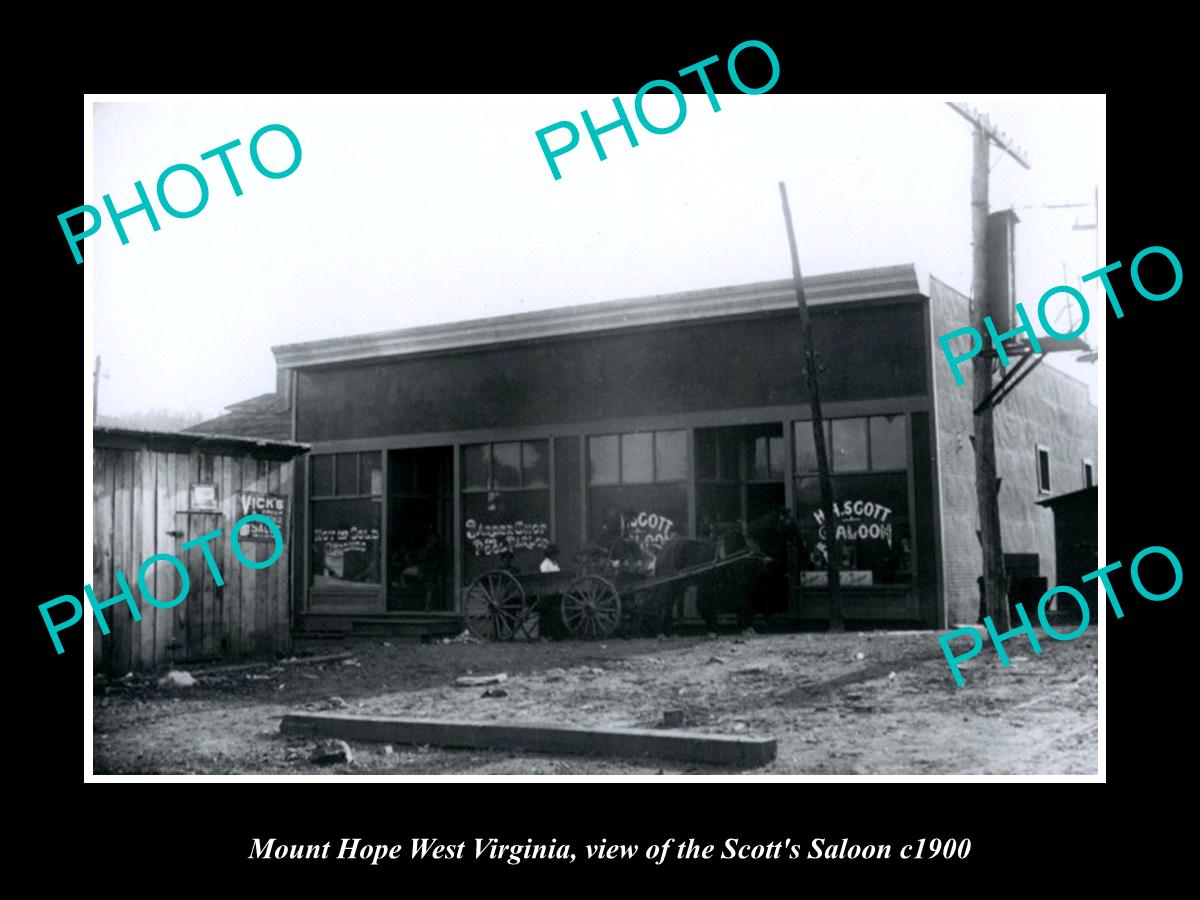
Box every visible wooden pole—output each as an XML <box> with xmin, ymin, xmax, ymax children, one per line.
<box><xmin>779</xmin><ymin>182</ymin><xmax>843</xmax><ymax>631</ymax></box>
<box><xmin>947</xmin><ymin>102</ymin><xmax>1028</xmax><ymax>631</ymax></box>
<box><xmin>968</xmin><ymin>126</ymin><xmax>1011</xmax><ymax>632</ymax></box>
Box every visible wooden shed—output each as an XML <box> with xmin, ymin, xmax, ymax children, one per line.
<box><xmin>92</xmin><ymin>427</ymin><xmax>308</xmax><ymax>673</ymax></box>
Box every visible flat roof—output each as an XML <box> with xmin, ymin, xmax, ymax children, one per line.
<box><xmin>272</xmin><ymin>264</ymin><xmax>921</xmax><ymax>369</ymax></box>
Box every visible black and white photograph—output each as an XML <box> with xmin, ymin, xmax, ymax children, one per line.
<box><xmin>82</xmin><ymin>91</ymin><xmax>1104</xmax><ymax>777</ymax></box>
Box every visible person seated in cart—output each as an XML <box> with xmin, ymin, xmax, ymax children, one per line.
<box><xmin>539</xmin><ymin>543</ymin><xmax>561</xmax><ymax>573</ymax></box>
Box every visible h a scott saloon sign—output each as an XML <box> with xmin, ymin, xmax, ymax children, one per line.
<box><xmin>237</xmin><ymin>492</ymin><xmax>287</xmax><ymax>542</ymax></box>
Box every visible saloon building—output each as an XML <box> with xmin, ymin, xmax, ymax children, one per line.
<box><xmin>190</xmin><ymin>263</ymin><xmax>1097</xmax><ymax>636</ymax></box>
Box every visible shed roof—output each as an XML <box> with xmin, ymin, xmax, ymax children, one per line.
<box><xmin>94</xmin><ymin>426</ymin><xmax>308</xmax><ymax>459</ymax></box>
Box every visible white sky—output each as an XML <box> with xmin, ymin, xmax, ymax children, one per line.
<box><xmin>91</xmin><ymin>95</ymin><xmax>1102</xmax><ymax>419</ymax></box>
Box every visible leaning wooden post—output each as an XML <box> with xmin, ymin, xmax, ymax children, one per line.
<box><xmin>779</xmin><ymin>182</ymin><xmax>843</xmax><ymax>631</ymax></box>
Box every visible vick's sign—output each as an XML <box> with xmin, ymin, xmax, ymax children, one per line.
<box><xmin>237</xmin><ymin>492</ymin><xmax>287</xmax><ymax>542</ymax></box>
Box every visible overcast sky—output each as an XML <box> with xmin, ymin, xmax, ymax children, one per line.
<box><xmin>90</xmin><ymin>95</ymin><xmax>1102</xmax><ymax>419</ymax></box>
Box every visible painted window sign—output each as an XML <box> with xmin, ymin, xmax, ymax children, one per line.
<box><xmin>813</xmin><ymin>501</ymin><xmax>895</xmax><ymax>548</ymax></box>
<box><xmin>624</xmin><ymin>510</ymin><xmax>675</xmax><ymax>552</ymax></box>
<box><xmin>465</xmin><ymin>518</ymin><xmax>550</xmax><ymax>556</ymax></box>
<box><xmin>794</xmin><ymin>471</ymin><xmax>913</xmax><ymax>585</ymax></box>
<box><xmin>237</xmin><ymin>491</ymin><xmax>287</xmax><ymax>542</ymax></box>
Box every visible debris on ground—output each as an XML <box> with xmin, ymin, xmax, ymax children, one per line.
<box><xmin>447</xmin><ymin>630</ymin><xmax>480</xmax><ymax>645</ymax></box>
<box><xmin>742</xmin><ymin>627</ymin><xmax>757</xmax><ymax>637</ymax></box>
<box><xmin>481</xmin><ymin>687</ymin><xmax>508</xmax><ymax>698</ymax></box>
<box><xmin>157</xmin><ymin>670</ymin><xmax>196</xmax><ymax>688</ymax></box>
<box><xmin>455</xmin><ymin>672</ymin><xmax>508</xmax><ymax>687</ymax></box>
<box><xmin>310</xmin><ymin>739</ymin><xmax>354</xmax><ymax>766</ymax></box>
<box><xmin>95</xmin><ymin>629</ymin><xmax>1098</xmax><ymax>775</ymax></box>
<box><xmin>341</xmin><ymin>658</ymin><xmax>362</xmax><ymax>667</ymax></box>
<box><xmin>855</xmin><ymin>652</ymin><xmax>866</xmax><ymax>661</ymax></box>
<box><xmin>661</xmin><ymin>709</ymin><xmax>684</xmax><ymax>727</ymax></box>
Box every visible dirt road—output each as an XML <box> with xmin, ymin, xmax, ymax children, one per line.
<box><xmin>93</xmin><ymin>627</ymin><xmax>1098</xmax><ymax>775</ymax></box>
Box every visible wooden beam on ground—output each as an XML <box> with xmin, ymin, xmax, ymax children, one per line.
<box><xmin>280</xmin><ymin>712</ymin><xmax>777</xmax><ymax>768</ymax></box>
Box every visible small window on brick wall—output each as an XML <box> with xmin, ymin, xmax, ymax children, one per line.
<box><xmin>1037</xmin><ymin>445</ymin><xmax>1052</xmax><ymax>494</ymax></box>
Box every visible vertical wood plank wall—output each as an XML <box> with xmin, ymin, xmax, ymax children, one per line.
<box><xmin>92</xmin><ymin>447</ymin><xmax>294</xmax><ymax>673</ymax></box>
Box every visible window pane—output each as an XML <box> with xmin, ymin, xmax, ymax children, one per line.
<box><xmin>588</xmin><ymin>435</ymin><xmax>619</xmax><ymax>485</ymax></box>
<box><xmin>335</xmin><ymin>452</ymin><xmax>358</xmax><ymax>495</ymax></box>
<box><xmin>869</xmin><ymin>415</ymin><xmax>907</xmax><ymax>470</ymax></box>
<box><xmin>1038</xmin><ymin>448</ymin><xmax>1051</xmax><ymax>492</ymax></box>
<box><xmin>768</xmin><ymin>436</ymin><xmax>784</xmax><ymax>479</ymax></box>
<box><xmin>360</xmin><ymin>451</ymin><xmax>382</xmax><ymax>496</ymax></box>
<box><xmin>621</xmin><ymin>432</ymin><xmax>654</xmax><ymax>483</ymax></box>
<box><xmin>655</xmin><ymin>430</ymin><xmax>687</xmax><ymax>481</ymax></box>
<box><xmin>493</xmin><ymin>442</ymin><xmax>521</xmax><ymax>488</ymax></box>
<box><xmin>831</xmin><ymin>418</ymin><xmax>868</xmax><ymax>472</ymax></box>
<box><xmin>793</xmin><ymin>420</ymin><xmax>830</xmax><ymax>473</ymax></box>
<box><xmin>752</xmin><ymin>436</ymin><xmax>770</xmax><ymax>480</ymax></box>
<box><xmin>522</xmin><ymin>440</ymin><xmax>550</xmax><ymax>488</ymax></box>
<box><xmin>311</xmin><ymin>454</ymin><xmax>334</xmax><ymax>496</ymax></box>
<box><xmin>695</xmin><ymin>430</ymin><xmax>716</xmax><ymax>479</ymax></box>
<box><xmin>717</xmin><ymin>431</ymin><xmax>740</xmax><ymax>481</ymax></box>
<box><xmin>462</xmin><ymin>444</ymin><xmax>489</xmax><ymax>491</ymax></box>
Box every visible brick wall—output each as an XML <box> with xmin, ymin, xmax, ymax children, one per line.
<box><xmin>929</xmin><ymin>277</ymin><xmax>1098</xmax><ymax>625</ymax></box>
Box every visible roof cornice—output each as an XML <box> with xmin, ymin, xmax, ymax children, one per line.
<box><xmin>272</xmin><ymin>264</ymin><xmax>920</xmax><ymax>369</ymax></box>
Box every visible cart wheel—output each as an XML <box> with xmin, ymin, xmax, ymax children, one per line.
<box><xmin>561</xmin><ymin>575</ymin><xmax>621</xmax><ymax>639</ymax></box>
<box><xmin>464</xmin><ymin>570</ymin><xmax>526</xmax><ymax>640</ymax></box>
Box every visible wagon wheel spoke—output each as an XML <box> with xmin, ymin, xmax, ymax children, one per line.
<box><xmin>464</xmin><ymin>570</ymin><xmax>525</xmax><ymax>640</ymax></box>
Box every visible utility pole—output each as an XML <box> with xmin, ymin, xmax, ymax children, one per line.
<box><xmin>779</xmin><ymin>182</ymin><xmax>843</xmax><ymax>631</ymax></box>
<box><xmin>947</xmin><ymin>103</ymin><xmax>1031</xmax><ymax>633</ymax></box>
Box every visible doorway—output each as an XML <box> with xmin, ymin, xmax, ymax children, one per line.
<box><xmin>387</xmin><ymin>447</ymin><xmax>454</xmax><ymax>612</ymax></box>
<box><xmin>693</xmin><ymin>423</ymin><xmax>790</xmax><ymax>616</ymax></box>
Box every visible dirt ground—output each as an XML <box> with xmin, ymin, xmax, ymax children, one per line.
<box><xmin>93</xmin><ymin>625</ymin><xmax>1098</xmax><ymax>775</ymax></box>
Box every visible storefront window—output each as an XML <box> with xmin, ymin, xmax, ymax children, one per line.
<box><xmin>461</xmin><ymin>440</ymin><xmax>553</xmax><ymax>581</ymax></box>
<box><xmin>793</xmin><ymin>472</ymin><xmax>912</xmax><ymax>585</ymax></box>
<box><xmin>310</xmin><ymin>452</ymin><xmax>383</xmax><ymax>587</ymax></box>
<box><xmin>588</xmin><ymin>430</ymin><xmax>689</xmax><ymax>552</ymax></box>
<box><xmin>588</xmin><ymin>431</ymin><xmax>687</xmax><ymax>485</ymax></box>
<box><xmin>794</xmin><ymin>414</ymin><xmax>909</xmax><ymax>474</ymax></box>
